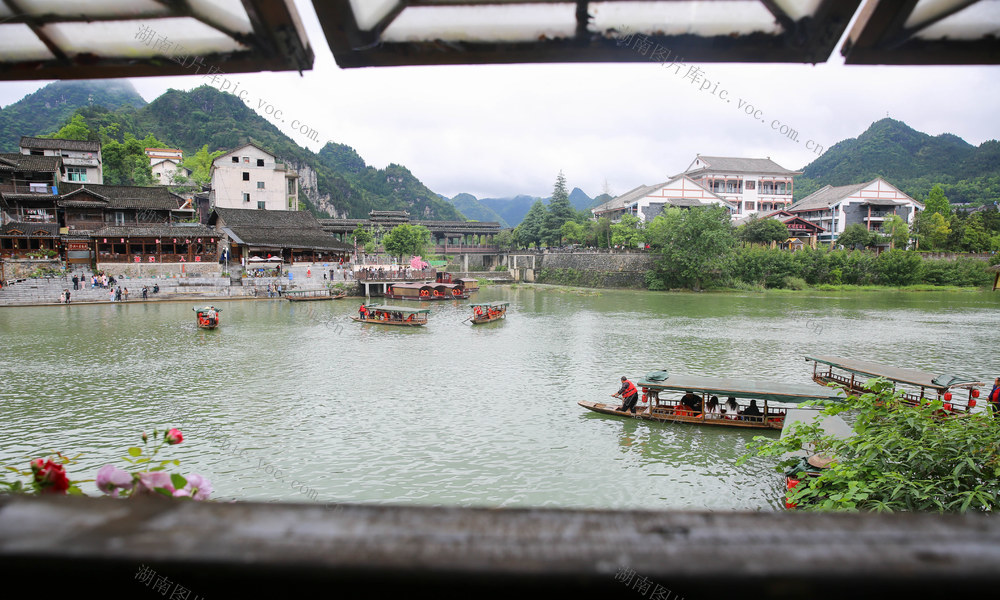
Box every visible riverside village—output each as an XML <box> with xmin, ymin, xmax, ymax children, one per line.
<box><xmin>2</xmin><ymin>2</ymin><xmax>1000</xmax><ymax>599</ymax></box>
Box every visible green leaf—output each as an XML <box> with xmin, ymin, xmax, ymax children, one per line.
<box><xmin>154</xmin><ymin>487</ymin><xmax>173</xmax><ymax>498</ymax></box>
<box><xmin>170</xmin><ymin>474</ymin><xmax>187</xmax><ymax>489</ymax></box>
<box><xmin>128</xmin><ymin>447</ymin><xmax>143</xmax><ymax>457</ymax></box>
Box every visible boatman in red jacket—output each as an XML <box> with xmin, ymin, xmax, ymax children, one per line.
<box><xmin>614</xmin><ymin>376</ymin><xmax>640</xmax><ymax>414</ymax></box>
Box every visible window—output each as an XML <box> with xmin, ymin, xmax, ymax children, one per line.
<box><xmin>67</xmin><ymin>167</ymin><xmax>87</xmax><ymax>182</ymax></box>
<box><xmin>746</xmin><ymin>181</ymin><xmax>755</xmax><ymax>190</ymax></box>
<box><xmin>257</xmin><ymin>201</ymin><xmax>266</xmax><ymax>210</ymax></box>
<box><xmin>232</xmin><ymin>156</ymin><xmax>239</xmax><ymax>163</ymax></box>
<box><xmin>256</xmin><ymin>159</ymin><xmax>264</xmax><ymax>167</ymax></box>
<box><xmin>243</xmin><ymin>157</ymin><xmax>249</xmax><ymax>163</ymax></box>
<box><xmin>288</xmin><ymin>197</ymin><xmax>296</xmax><ymax>209</ymax></box>
<box><xmin>257</xmin><ymin>181</ymin><xmax>265</xmax><ymax>189</ymax></box>
<box><xmin>287</xmin><ymin>179</ymin><xmax>295</xmax><ymax>194</ymax></box>
<box><xmin>243</xmin><ymin>193</ymin><xmax>250</xmax><ymax>203</ymax></box>
<box><xmin>114</xmin><ymin>211</ymin><xmax>125</xmax><ymax>225</ymax></box>
<box><xmin>242</xmin><ymin>172</ymin><xmax>250</xmax><ymax>181</ymax></box>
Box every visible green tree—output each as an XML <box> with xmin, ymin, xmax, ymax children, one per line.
<box><xmin>543</xmin><ymin>171</ymin><xmax>576</xmax><ymax>245</ymax></box>
<box><xmin>559</xmin><ymin>221</ymin><xmax>586</xmax><ymax>245</ymax></box>
<box><xmin>102</xmin><ymin>131</ymin><xmax>165</xmax><ymax>186</ymax></box>
<box><xmin>381</xmin><ymin>224</ymin><xmax>431</xmax><ymax>261</ymax></box>
<box><xmin>875</xmin><ymin>249</ymin><xmax>923</xmax><ymax>285</ymax></box>
<box><xmin>350</xmin><ymin>223</ymin><xmax>373</xmax><ymax>247</ymax></box>
<box><xmin>493</xmin><ymin>229</ymin><xmax>515</xmax><ymax>250</ymax></box>
<box><xmin>182</xmin><ymin>144</ymin><xmax>225</xmax><ymax>187</ymax></box>
<box><xmin>735</xmin><ymin>216</ymin><xmax>790</xmax><ymax>246</ymax></box>
<box><xmin>45</xmin><ymin>114</ymin><xmax>91</xmax><ymax>141</ymax></box>
<box><xmin>918</xmin><ymin>212</ymin><xmax>952</xmax><ymax>250</ymax></box>
<box><xmin>744</xmin><ymin>379</ymin><xmax>1000</xmax><ymax>512</ymax></box>
<box><xmin>837</xmin><ymin>224</ymin><xmax>879</xmax><ymax>250</ymax></box>
<box><xmin>646</xmin><ymin>206</ymin><xmax>734</xmax><ymax>291</ymax></box>
<box><xmin>880</xmin><ymin>215</ymin><xmax>910</xmax><ymax>249</ymax></box>
<box><xmin>961</xmin><ymin>213</ymin><xmax>991</xmax><ymax>252</ymax></box>
<box><xmin>924</xmin><ymin>184</ymin><xmax>952</xmax><ymax>219</ymax></box>
<box><xmin>610</xmin><ymin>214</ymin><xmax>644</xmax><ymax>248</ymax></box>
<box><xmin>590</xmin><ymin>217</ymin><xmax>612</xmax><ymax>248</ymax></box>
<box><xmin>518</xmin><ymin>200</ymin><xmax>548</xmax><ymax>248</ymax></box>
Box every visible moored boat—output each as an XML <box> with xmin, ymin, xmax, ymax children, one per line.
<box><xmin>352</xmin><ymin>304</ymin><xmax>429</xmax><ymax>326</ymax></box>
<box><xmin>384</xmin><ymin>281</ymin><xmax>469</xmax><ymax>300</ymax></box>
<box><xmin>469</xmin><ymin>301</ymin><xmax>508</xmax><ymax>324</ymax></box>
<box><xmin>578</xmin><ymin>371</ymin><xmax>844</xmax><ymax>430</ymax></box>
<box><xmin>284</xmin><ymin>289</ymin><xmax>344</xmax><ymax>302</ymax></box>
<box><xmin>193</xmin><ymin>306</ymin><xmax>221</xmax><ymax>329</ymax></box>
<box><xmin>805</xmin><ymin>355</ymin><xmax>984</xmax><ymax>411</ymax></box>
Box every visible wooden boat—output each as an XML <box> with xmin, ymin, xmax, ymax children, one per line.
<box><xmin>469</xmin><ymin>301</ymin><xmax>508</xmax><ymax>324</ymax></box>
<box><xmin>384</xmin><ymin>281</ymin><xmax>469</xmax><ymax>300</ymax></box>
<box><xmin>284</xmin><ymin>289</ymin><xmax>346</xmax><ymax>302</ymax></box>
<box><xmin>805</xmin><ymin>355</ymin><xmax>984</xmax><ymax>411</ymax></box>
<box><xmin>578</xmin><ymin>371</ymin><xmax>844</xmax><ymax>430</ymax></box>
<box><xmin>351</xmin><ymin>304</ymin><xmax>429</xmax><ymax>326</ymax></box>
<box><xmin>193</xmin><ymin>306</ymin><xmax>221</xmax><ymax>329</ymax></box>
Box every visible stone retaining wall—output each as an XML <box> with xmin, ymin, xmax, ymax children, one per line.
<box><xmin>536</xmin><ymin>252</ymin><xmax>654</xmax><ymax>288</ymax></box>
<box><xmin>2</xmin><ymin>258</ymin><xmax>63</xmax><ymax>280</ymax></box>
<box><xmin>97</xmin><ymin>262</ymin><xmax>221</xmax><ymax>278</ymax></box>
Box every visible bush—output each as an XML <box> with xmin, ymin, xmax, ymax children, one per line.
<box><xmin>875</xmin><ymin>249</ymin><xmax>923</xmax><ymax>286</ymax></box>
<box><xmin>919</xmin><ymin>257</ymin><xmax>992</xmax><ymax>287</ymax></box>
<box><xmin>782</xmin><ymin>276</ymin><xmax>809</xmax><ymax>290</ymax></box>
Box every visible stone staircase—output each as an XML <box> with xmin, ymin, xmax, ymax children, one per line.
<box><xmin>0</xmin><ymin>276</ymin><xmax>236</xmax><ymax>305</ymax></box>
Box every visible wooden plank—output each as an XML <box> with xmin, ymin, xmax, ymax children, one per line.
<box><xmin>2</xmin><ymin>495</ymin><xmax>1000</xmax><ymax>599</ymax></box>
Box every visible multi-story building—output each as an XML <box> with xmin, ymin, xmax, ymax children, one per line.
<box><xmin>209</xmin><ymin>143</ymin><xmax>298</xmax><ymax>211</ymax></box>
<box><xmin>591</xmin><ymin>175</ymin><xmax>735</xmax><ymax>222</ymax></box>
<box><xmin>681</xmin><ymin>155</ymin><xmax>800</xmax><ymax>218</ymax></box>
<box><xmin>789</xmin><ymin>178</ymin><xmax>922</xmax><ymax>244</ymax></box>
<box><xmin>19</xmin><ymin>136</ymin><xmax>102</xmax><ymax>184</ymax></box>
<box><xmin>145</xmin><ymin>148</ymin><xmax>192</xmax><ymax>185</ymax></box>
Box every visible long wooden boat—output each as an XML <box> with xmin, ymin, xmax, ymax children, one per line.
<box><xmin>351</xmin><ymin>304</ymin><xmax>429</xmax><ymax>326</ymax></box>
<box><xmin>284</xmin><ymin>289</ymin><xmax>345</xmax><ymax>302</ymax></box>
<box><xmin>805</xmin><ymin>355</ymin><xmax>984</xmax><ymax>411</ymax></box>
<box><xmin>193</xmin><ymin>306</ymin><xmax>221</xmax><ymax>329</ymax></box>
<box><xmin>469</xmin><ymin>301</ymin><xmax>508</xmax><ymax>324</ymax></box>
<box><xmin>384</xmin><ymin>281</ymin><xmax>469</xmax><ymax>300</ymax></box>
<box><xmin>578</xmin><ymin>371</ymin><xmax>844</xmax><ymax>430</ymax></box>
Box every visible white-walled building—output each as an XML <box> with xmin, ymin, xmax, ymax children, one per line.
<box><xmin>591</xmin><ymin>175</ymin><xmax>735</xmax><ymax>221</ymax></box>
<box><xmin>682</xmin><ymin>155</ymin><xmax>800</xmax><ymax>218</ymax></box>
<box><xmin>789</xmin><ymin>178</ymin><xmax>923</xmax><ymax>244</ymax></box>
<box><xmin>19</xmin><ymin>136</ymin><xmax>102</xmax><ymax>185</ymax></box>
<box><xmin>210</xmin><ymin>143</ymin><xmax>299</xmax><ymax>211</ymax></box>
<box><xmin>146</xmin><ymin>148</ymin><xmax>191</xmax><ymax>185</ymax></box>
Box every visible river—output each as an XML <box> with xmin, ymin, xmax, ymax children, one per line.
<box><xmin>2</xmin><ymin>285</ymin><xmax>998</xmax><ymax>510</ymax></box>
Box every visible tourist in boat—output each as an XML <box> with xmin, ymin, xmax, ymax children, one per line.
<box><xmin>989</xmin><ymin>377</ymin><xmax>1000</xmax><ymax>415</ymax></box>
<box><xmin>680</xmin><ymin>391</ymin><xmax>702</xmax><ymax>412</ymax></box>
<box><xmin>741</xmin><ymin>399</ymin><xmax>762</xmax><ymax>419</ymax></box>
<box><xmin>705</xmin><ymin>396</ymin><xmax>720</xmax><ymax>418</ymax></box>
<box><xmin>358</xmin><ymin>304</ymin><xmax>368</xmax><ymax>320</ymax></box>
<box><xmin>614</xmin><ymin>376</ymin><xmax>640</xmax><ymax>414</ymax></box>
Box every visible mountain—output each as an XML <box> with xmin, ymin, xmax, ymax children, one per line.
<box><xmin>796</xmin><ymin>118</ymin><xmax>1000</xmax><ymax>205</ymax></box>
<box><xmin>447</xmin><ymin>193</ymin><xmax>509</xmax><ymax>228</ymax></box>
<box><xmin>480</xmin><ymin>195</ymin><xmax>541</xmax><ymax>228</ymax></box>
<box><xmin>0</xmin><ymin>80</ymin><xmax>146</xmax><ymax>152</ymax></box>
<box><xmin>568</xmin><ymin>187</ymin><xmax>595</xmax><ymax>211</ymax></box>
<box><xmin>26</xmin><ymin>82</ymin><xmax>463</xmax><ymax>220</ymax></box>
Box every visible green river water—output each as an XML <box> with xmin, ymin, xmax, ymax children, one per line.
<box><xmin>2</xmin><ymin>285</ymin><xmax>998</xmax><ymax>511</ymax></box>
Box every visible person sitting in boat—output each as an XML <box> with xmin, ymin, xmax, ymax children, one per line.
<box><xmin>705</xmin><ymin>396</ymin><xmax>721</xmax><ymax>419</ymax></box>
<box><xmin>723</xmin><ymin>397</ymin><xmax>740</xmax><ymax>419</ymax></box>
<box><xmin>741</xmin><ymin>399</ymin><xmax>762</xmax><ymax>420</ymax></box>
<box><xmin>614</xmin><ymin>376</ymin><xmax>640</xmax><ymax>414</ymax></box>
<box><xmin>680</xmin><ymin>391</ymin><xmax>702</xmax><ymax>413</ymax></box>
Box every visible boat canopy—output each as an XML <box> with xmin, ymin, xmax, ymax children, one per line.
<box><xmin>192</xmin><ymin>306</ymin><xmax>221</xmax><ymax>312</ymax></box>
<box><xmin>364</xmin><ymin>304</ymin><xmax>430</xmax><ymax>314</ymax></box>
<box><xmin>471</xmin><ymin>302</ymin><xmax>509</xmax><ymax>309</ymax></box>
<box><xmin>638</xmin><ymin>372</ymin><xmax>843</xmax><ymax>404</ymax></box>
<box><xmin>805</xmin><ymin>355</ymin><xmax>984</xmax><ymax>391</ymax></box>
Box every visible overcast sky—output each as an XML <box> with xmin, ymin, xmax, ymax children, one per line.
<box><xmin>1</xmin><ymin>1</ymin><xmax>999</xmax><ymax>201</ymax></box>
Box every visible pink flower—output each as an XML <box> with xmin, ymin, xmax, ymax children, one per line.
<box><xmin>172</xmin><ymin>473</ymin><xmax>212</xmax><ymax>501</ymax></box>
<box><xmin>133</xmin><ymin>471</ymin><xmax>175</xmax><ymax>497</ymax></box>
<box><xmin>164</xmin><ymin>429</ymin><xmax>183</xmax><ymax>445</ymax></box>
<box><xmin>96</xmin><ymin>465</ymin><xmax>134</xmax><ymax>497</ymax></box>
<box><xmin>141</xmin><ymin>432</ymin><xmax>148</xmax><ymax>443</ymax></box>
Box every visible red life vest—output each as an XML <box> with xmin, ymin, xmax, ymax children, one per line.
<box><xmin>622</xmin><ymin>379</ymin><xmax>638</xmax><ymax>397</ymax></box>
<box><xmin>990</xmin><ymin>387</ymin><xmax>1000</xmax><ymax>404</ymax></box>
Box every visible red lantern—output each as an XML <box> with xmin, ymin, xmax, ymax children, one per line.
<box><xmin>120</xmin><ymin>238</ymin><xmax>124</xmax><ymax>243</ymax></box>
<box><xmin>944</xmin><ymin>392</ymin><xmax>953</xmax><ymax>402</ymax></box>
<box><xmin>943</xmin><ymin>403</ymin><xmax>953</xmax><ymax>412</ymax></box>
<box><xmin>972</xmin><ymin>389</ymin><xmax>980</xmax><ymax>398</ymax></box>
<box><xmin>970</xmin><ymin>399</ymin><xmax>978</xmax><ymax>408</ymax></box>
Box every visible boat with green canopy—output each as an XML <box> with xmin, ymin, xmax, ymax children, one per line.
<box><xmin>468</xmin><ymin>301</ymin><xmax>508</xmax><ymax>324</ymax></box>
<box><xmin>805</xmin><ymin>355</ymin><xmax>984</xmax><ymax>411</ymax></box>
<box><xmin>352</xmin><ymin>304</ymin><xmax>429</xmax><ymax>327</ymax></box>
<box><xmin>578</xmin><ymin>370</ymin><xmax>845</xmax><ymax>429</ymax></box>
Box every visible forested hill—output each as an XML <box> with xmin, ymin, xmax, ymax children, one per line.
<box><xmin>447</xmin><ymin>193</ymin><xmax>510</xmax><ymax>228</ymax></box>
<box><xmin>6</xmin><ymin>82</ymin><xmax>464</xmax><ymax>220</ymax></box>
<box><xmin>0</xmin><ymin>80</ymin><xmax>146</xmax><ymax>152</ymax></box>
<box><xmin>795</xmin><ymin>118</ymin><xmax>1000</xmax><ymax>205</ymax></box>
